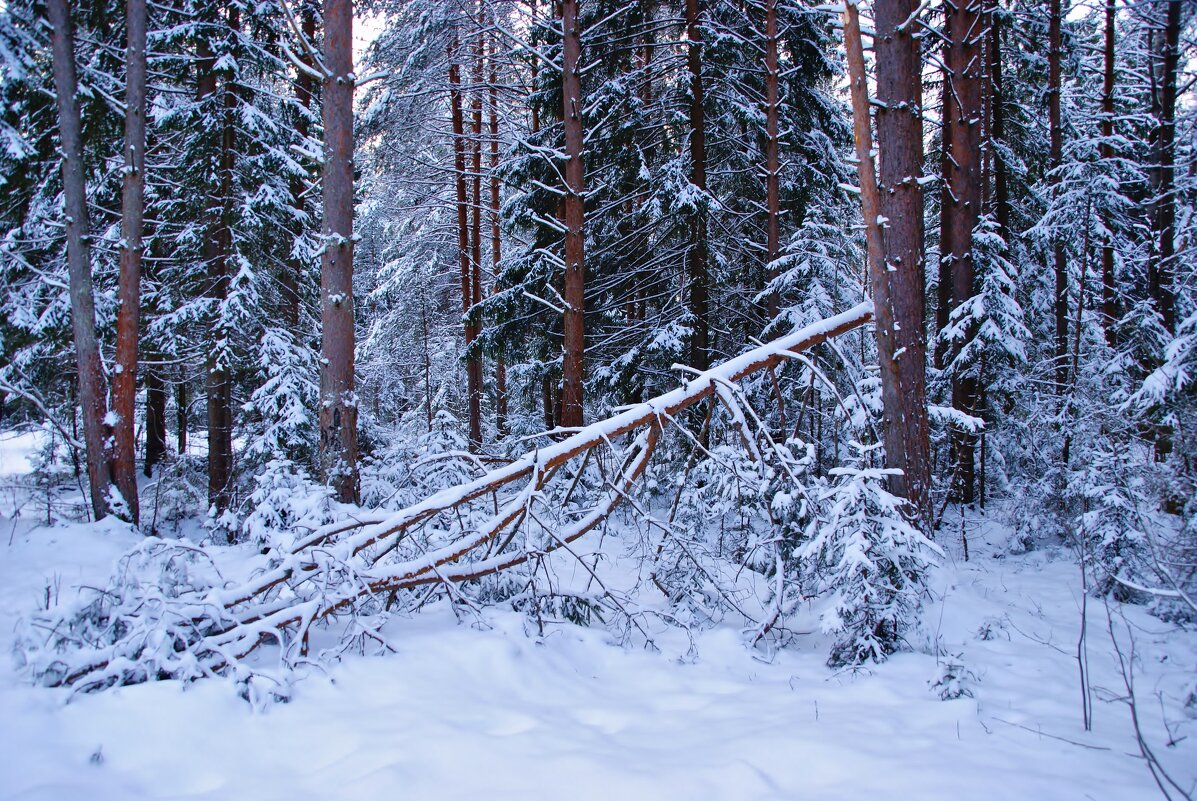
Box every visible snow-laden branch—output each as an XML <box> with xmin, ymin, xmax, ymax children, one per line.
<box><xmin>21</xmin><ymin>303</ymin><xmax>873</xmax><ymax>691</ymax></box>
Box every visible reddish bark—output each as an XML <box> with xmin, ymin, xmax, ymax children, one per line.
<box><xmin>112</xmin><ymin>0</ymin><xmax>148</xmax><ymax>522</ymax></box>
<box><xmin>870</xmin><ymin>0</ymin><xmax>932</xmax><ymax>526</ymax></box>
<box><xmin>939</xmin><ymin>0</ymin><xmax>983</xmax><ymax>504</ymax></box>
<box><xmin>489</xmin><ymin>39</ymin><xmax>508</xmax><ymax>437</ymax></box>
<box><xmin>843</xmin><ymin>5</ymin><xmax>887</xmax><ymax>320</ymax></box>
<box><xmin>560</xmin><ymin>0</ymin><xmax>587</xmax><ymax>428</ymax></box>
<box><xmin>318</xmin><ymin>0</ymin><xmax>360</xmax><ymax>503</ymax></box>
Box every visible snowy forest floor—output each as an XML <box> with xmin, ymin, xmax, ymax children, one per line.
<box><xmin>1</xmin><ymin>447</ymin><xmax>1196</xmax><ymax>800</ymax></box>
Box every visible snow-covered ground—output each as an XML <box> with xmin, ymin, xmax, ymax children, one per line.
<box><xmin>1</xmin><ymin>459</ymin><xmax>1194</xmax><ymax>800</ymax></box>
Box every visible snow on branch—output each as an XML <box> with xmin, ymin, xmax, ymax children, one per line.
<box><xmin>18</xmin><ymin>304</ymin><xmax>873</xmax><ymax>692</ymax></box>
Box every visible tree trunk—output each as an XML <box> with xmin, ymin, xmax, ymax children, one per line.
<box><xmin>763</xmin><ymin>0</ymin><xmax>780</xmax><ymax>321</ymax></box>
<box><xmin>1097</xmin><ymin>0</ymin><xmax>1116</xmax><ymax>343</ymax></box>
<box><xmin>282</xmin><ymin>2</ymin><xmax>317</xmax><ymax>331</ymax></box>
<box><xmin>988</xmin><ymin>0</ymin><xmax>1009</xmax><ymax>240</ymax></box>
<box><xmin>489</xmin><ymin>39</ymin><xmax>508</xmax><ymax>437</ymax></box>
<box><xmin>526</xmin><ymin>11</ymin><xmax>551</xmax><ymax>432</ymax></box>
<box><xmin>559</xmin><ymin>0</ymin><xmax>586</xmax><ymax>428</ymax></box>
<box><xmin>449</xmin><ymin>42</ymin><xmax>477</xmax><ymax>440</ymax></box>
<box><xmin>864</xmin><ymin>0</ymin><xmax>932</xmax><ymax>527</ymax></box>
<box><xmin>47</xmin><ymin>0</ymin><xmax>115</xmax><ymax>521</ymax></box>
<box><xmin>1150</xmin><ymin>0</ymin><xmax>1180</xmax><ymax>334</ymax></box>
<box><xmin>176</xmin><ymin>380</ymin><xmax>188</xmax><ymax>454</ymax></box>
<box><xmin>467</xmin><ymin>30</ymin><xmax>485</xmax><ymax>447</ymax></box>
<box><xmin>940</xmin><ymin>0</ymin><xmax>983</xmax><ymax>504</ymax></box>
<box><xmin>144</xmin><ymin>362</ymin><xmax>166</xmax><ymax>477</ymax></box>
<box><xmin>318</xmin><ymin>0</ymin><xmax>359</xmax><ymax>502</ymax></box>
<box><xmin>112</xmin><ymin>0</ymin><xmax>148</xmax><ymax>522</ymax></box>
<box><xmin>685</xmin><ymin>0</ymin><xmax>710</xmax><ymax>373</ymax></box>
<box><xmin>1049</xmin><ymin>0</ymin><xmax>1068</xmax><ymax>391</ymax></box>
<box><xmin>198</xmin><ymin>14</ymin><xmax>234</xmax><ymax>517</ymax></box>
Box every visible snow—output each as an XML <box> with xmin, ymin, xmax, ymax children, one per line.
<box><xmin>1</xmin><ymin>508</ymin><xmax>1194</xmax><ymax>800</ymax></box>
<box><xmin>0</xmin><ymin>431</ymin><xmax>1194</xmax><ymax>800</ymax></box>
<box><xmin>0</xmin><ymin>429</ymin><xmax>40</xmax><ymax>476</ymax></box>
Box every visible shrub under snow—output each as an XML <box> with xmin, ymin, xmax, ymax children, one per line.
<box><xmin>800</xmin><ymin>445</ymin><xmax>941</xmax><ymax>667</ymax></box>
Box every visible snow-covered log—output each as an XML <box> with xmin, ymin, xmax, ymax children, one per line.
<box><xmin>25</xmin><ymin>303</ymin><xmax>872</xmax><ymax>691</ymax></box>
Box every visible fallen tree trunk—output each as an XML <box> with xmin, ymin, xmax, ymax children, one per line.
<box><xmin>37</xmin><ymin>303</ymin><xmax>873</xmax><ymax>690</ymax></box>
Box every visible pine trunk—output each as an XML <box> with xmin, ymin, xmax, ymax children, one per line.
<box><xmin>1150</xmin><ymin>0</ymin><xmax>1180</xmax><ymax>334</ymax></box>
<box><xmin>489</xmin><ymin>42</ymin><xmax>508</xmax><ymax>437</ymax></box>
<box><xmin>47</xmin><ymin>0</ymin><xmax>115</xmax><ymax>521</ymax></box>
<box><xmin>941</xmin><ymin>0</ymin><xmax>983</xmax><ymax>504</ymax></box>
<box><xmin>685</xmin><ymin>0</ymin><xmax>709</xmax><ymax>374</ymax></box>
<box><xmin>318</xmin><ymin>0</ymin><xmax>359</xmax><ymax>502</ymax></box>
<box><xmin>112</xmin><ymin>0</ymin><xmax>148</xmax><ymax>522</ymax></box>
<box><xmin>467</xmin><ymin>31</ymin><xmax>485</xmax><ymax>448</ymax></box>
<box><xmin>869</xmin><ymin>0</ymin><xmax>932</xmax><ymax>527</ymax></box>
<box><xmin>1097</xmin><ymin>0</ymin><xmax>1116</xmax><ymax>343</ymax></box>
<box><xmin>176</xmin><ymin>380</ymin><xmax>188</xmax><ymax>454</ymax></box>
<box><xmin>144</xmin><ymin>362</ymin><xmax>166</xmax><ymax>477</ymax></box>
<box><xmin>988</xmin><ymin>0</ymin><xmax>1009</xmax><ymax>240</ymax></box>
<box><xmin>449</xmin><ymin>45</ymin><xmax>477</xmax><ymax>439</ymax></box>
<box><xmin>559</xmin><ymin>0</ymin><xmax>586</xmax><ymax>429</ymax></box>
<box><xmin>763</xmin><ymin>0</ymin><xmax>780</xmax><ymax>321</ymax></box>
<box><xmin>1049</xmin><ymin>0</ymin><xmax>1068</xmax><ymax>391</ymax></box>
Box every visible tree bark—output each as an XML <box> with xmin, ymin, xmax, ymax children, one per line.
<box><xmin>940</xmin><ymin>0</ymin><xmax>983</xmax><ymax>504</ymax></box>
<box><xmin>449</xmin><ymin>42</ymin><xmax>478</xmax><ymax>440</ymax></box>
<box><xmin>988</xmin><ymin>0</ymin><xmax>1009</xmax><ymax>240</ymax></box>
<box><xmin>467</xmin><ymin>29</ymin><xmax>485</xmax><ymax>448</ymax></box>
<box><xmin>47</xmin><ymin>0</ymin><xmax>115</xmax><ymax>521</ymax></box>
<box><xmin>1049</xmin><ymin>0</ymin><xmax>1068</xmax><ymax>391</ymax></box>
<box><xmin>318</xmin><ymin>0</ymin><xmax>359</xmax><ymax>502</ymax></box>
<box><xmin>489</xmin><ymin>38</ymin><xmax>508</xmax><ymax>437</ymax></box>
<box><xmin>1097</xmin><ymin>0</ymin><xmax>1117</xmax><ymax>344</ymax></box>
<box><xmin>763</xmin><ymin>0</ymin><xmax>780</xmax><ymax>321</ymax></box>
<box><xmin>112</xmin><ymin>0</ymin><xmax>148</xmax><ymax>522</ymax></box>
<box><xmin>559</xmin><ymin>0</ymin><xmax>587</xmax><ymax>428</ymax></box>
<box><xmin>144</xmin><ymin>362</ymin><xmax>166</xmax><ymax>476</ymax></box>
<box><xmin>865</xmin><ymin>0</ymin><xmax>932</xmax><ymax>527</ymax></box>
<box><xmin>1149</xmin><ymin>0</ymin><xmax>1180</xmax><ymax>335</ymax></box>
<box><xmin>199</xmin><ymin>12</ymin><xmax>235</xmax><ymax>517</ymax></box>
<box><xmin>685</xmin><ymin>0</ymin><xmax>710</xmax><ymax>374</ymax></box>
<box><xmin>525</xmin><ymin>10</ymin><xmax>551</xmax><ymax>431</ymax></box>
<box><xmin>176</xmin><ymin>380</ymin><xmax>188</xmax><ymax>454</ymax></box>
